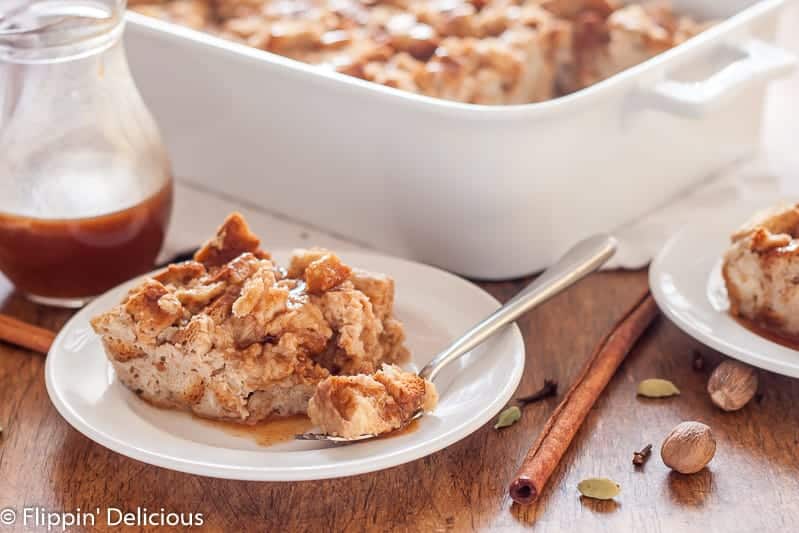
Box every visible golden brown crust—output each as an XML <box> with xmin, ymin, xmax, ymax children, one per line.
<box><xmin>373</xmin><ymin>366</ymin><xmax>426</xmax><ymax>420</ymax></box>
<box><xmin>731</xmin><ymin>204</ymin><xmax>799</xmax><ymax>243</ymax></box>
<box><xmin>312</xmin><ymin>285</ymin><xmax>387</xmax><ymax>375</ymax></box>
<box><xmin>749</xmin><ymin>228</ymin><xmax>793</xmax><ymax>253</ymax></box>
<box><xmin>350</xmin><ymin>268</ymin><xmax>395</xmax><ymax>319</ymax></box>
<box><xmin>194</xmin><ymin>212</ymin><xmax>268</xmax><ymax>268</ymax></box>
<box><xmin>542</xmin><ymin>0</ymin><xmax>619</xmax><ymax>18</ymax></box>
<box><xmin>123</xmin><ymin>279</ymin><xmax>183</xmax><ymax>341</ymax></box>
<box><xmin>287</xmin><ymin>248</ymin><xmax>329</xmax><ymax>278</ymax></box>
<box><xmin>326</xmin><ymin>377</ymin><xmax>386</xmax><ymax>421</ymax></box>
<box><xmin>153</xmin><ymin>261</ymin><xmax>207</xmax><ymax>286</ymax></box>
<box><xmin>305</xmin><ymin>253</ymin><xmax>352</xmax><ymax>294</ymax></box>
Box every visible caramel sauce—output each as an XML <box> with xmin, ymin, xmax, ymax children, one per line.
<box><xmin>732</xmin><ymin>314</ymin><xmax>799</xmax><ymax>351</ymax></box>
<box><xmin>0</xmin><ymin>182</ymin><xmax>172</xmax><ymax>299</ymax></box>
<box><xmin>198</xmin><ymin>415</ymin><xmax>420</xmax><ymax>446</ymax></box>
<box><xmin>377</xmin><ymin>418</ymin><xmax>420</xmax><ymax>439</ymax></box>
<box><xmin>199</xmin><ymin>415</ymin><xmax>314</xmax><ymax>447</ymax></box>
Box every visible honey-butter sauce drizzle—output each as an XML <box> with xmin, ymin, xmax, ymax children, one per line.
<box><xmin>198</xmin><ymin>414</ymin><xmax>421</xmax><ymax>446</ymax></box>
<box><xmin>732</xmin><ymin>315</ymin><xmax>799</xmax><ymax>351</ymax></box>
<box><xmin>199</xmin><ymin>415</ymin><xmax>314</xmax><ymax>446</ymax></box>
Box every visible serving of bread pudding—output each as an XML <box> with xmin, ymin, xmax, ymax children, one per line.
<box><xmin>91</xmin><ymin>213</ymin><xmax>437</xmax><ymax>436</ymax></box>
<box><xmin>309</xmin><ymin>363</ymin><xmax>438</xmax><ymax>438</ymax></box>
<box><xmin>722</xmin><ymin>204</ymin><xmax>799</xmax><ymax>343</ymax></box>
<box><xmin>129</xmin><ymin>0</ymin><xmax>711</xmax><ymax>105</ymax></box>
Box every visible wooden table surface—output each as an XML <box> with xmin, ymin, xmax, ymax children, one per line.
<box><xmin>2</xmin><ymin>7</ymin><xmax>798</xmax><ymax>532</ymax></box>
<box><xmin>2</xmin><ymin>268</ymin><xmax>799</xmax><ymax>533</ymax></box>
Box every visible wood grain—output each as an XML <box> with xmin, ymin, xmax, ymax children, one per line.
<box><xmin>2</xmin><ymin>270</ymin><xmax>799</xmax><ymax>532</ymax></box>
<box><xmin>1</xmin><ymin>16</ymin><xmax>797</xmax><ymax>528</ymax></box>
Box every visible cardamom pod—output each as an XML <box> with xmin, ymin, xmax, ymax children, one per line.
<box><xmin>494</xmin><ymin>406</ymin><xmax>521</xmax><ymax>429</ymax></box>
<box><xmin>637</xmin><ymin>378</ymin><xmax>680</xmax><ymax>398</ymax></box>
<box><xmin>577</xmin><ymin>478</ymin><xmax>621</xmax><ymax>500</ymax></box>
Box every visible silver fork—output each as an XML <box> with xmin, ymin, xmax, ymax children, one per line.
<box><xmin>296</xmin><ymin>234</ymin><xmax>617</xmax><ymax>442</ymax></box>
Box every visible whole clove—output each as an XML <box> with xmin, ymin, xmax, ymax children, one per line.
<box><xmin>692</xmin><ymin>351</ymin><xmax>705</xmax><ymax>372</ymax></box>
<box><xmin>515</xmin><ymin>380</ymin><xmax>558</xmax><ymax>406</ymax></box>
<box><xmin>632</xmin><ymin>444</ymin><xmax>652</xmax><ymax>466</ymax></box>
<box><xmin>494</xmin><ymin>380</ymin><xmax>559</xmax><ymax>430</ymax></box>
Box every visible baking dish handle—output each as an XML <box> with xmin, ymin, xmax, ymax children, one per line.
<box><xmin>647</xmin><ymin>39</ymin><xmax>796</xmax><ymax>119</ymax></box>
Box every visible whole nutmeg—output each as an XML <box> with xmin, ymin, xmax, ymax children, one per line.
<box><xmin>661</xmin><ymin>421</ymin><xmax>716</xmax><ymax>474</ymax></box>
<box><xmin>707</xmin><ymin>360</ymin><xmax>758</xmax><ymax>411</ymax></box>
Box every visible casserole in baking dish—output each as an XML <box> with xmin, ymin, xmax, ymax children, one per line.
<box><xmin>128</xmin><ymin>0</ymin><xmax>714</xmax><ymax>105</ymax></box>
<box><xmin>124</xmin><ymin>0</ymin><xmax>795</xmax><ymax>278</ymax></box>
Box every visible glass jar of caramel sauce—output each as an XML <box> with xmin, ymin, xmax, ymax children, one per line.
<box><xmin>0</xmin><ymin>0</ymin><xmax>173</xmax><ymax>307</ymax></box>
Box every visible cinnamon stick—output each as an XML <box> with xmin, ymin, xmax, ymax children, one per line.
<box><xmin>508</xmin><ymin>292</ymin><xmax>659</xmax><ymax>505</ymax></box>
<box><xmin>0</xmin><ymin>313</ymin><xmax>56</xmax><ymax>354</ymax></box>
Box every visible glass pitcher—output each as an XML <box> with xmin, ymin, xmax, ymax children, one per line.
<box><xmin>0</xmin><ymin>0</ymin><xmax>172</xmax><ymax>308</ymax></box>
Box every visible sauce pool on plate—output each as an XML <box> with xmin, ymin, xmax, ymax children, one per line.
<box><xmin>199</xmin><ymin>415</ymin><xmax>315</xmax><ymax>447</ymax></box>
<box><xmin>199</xmin><ymin>414</ymin><xmax>421</xmax><ymax>446</ymax></box>
<box><xmin>732</xmin><ymin>315</ymin><xmax>799</xmax><ymax>351</ymax></box>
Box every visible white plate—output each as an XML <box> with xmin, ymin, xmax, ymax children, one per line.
<box><xmin>650</xmin><ymin>216</ymin><xmax>799</xmax><ymax>378</ymax></box>
<box><xmin>45</xmin><ymin>250</ymin><xmax>525</xmax><ymax>481</ymax></box>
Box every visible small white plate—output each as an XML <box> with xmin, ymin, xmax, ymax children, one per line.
<box><xmin>45</xmin><ymin>250</ymin><xmax>525</xmax><ymax>481</ymax></box>
<box><xmin>650</xmin><ymin>215</ymin><xmax>799</xmax><ymax>378</ymax></box>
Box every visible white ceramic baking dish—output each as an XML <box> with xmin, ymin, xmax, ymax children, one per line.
<box><xmin>124</xmin><ymin>0</ymin><xmax>795</xmax><ymax>279</ymax></box>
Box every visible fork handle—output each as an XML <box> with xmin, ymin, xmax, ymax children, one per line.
<box><xmin>418</xmin><ymin>235</ymin><xmax>617</xmax><ymax>382</ymax></box>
